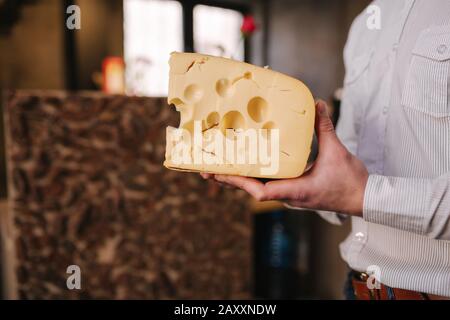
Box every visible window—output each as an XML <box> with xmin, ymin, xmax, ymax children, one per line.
<box><xmin>124</xmin><ymin>0</ymin><xmax>183</xmax><ymax>96</ymax></box>
<box><xmin>194</xmin><ymin>5</ymin><xmax>244</xmax><ymax>61</ymax></box>
<box><xmin>124</xmin><ymin>0</ymin><xmax>248</xmax><ymax>97</ymax></box>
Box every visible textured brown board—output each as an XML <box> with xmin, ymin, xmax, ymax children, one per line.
<box><xmin>4</xmin><ymin>91</ymin><xmax>251</xmax><ymax>299</ymax></box>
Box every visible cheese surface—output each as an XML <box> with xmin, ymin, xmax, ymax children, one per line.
<box><xmin>164</xmin><ymin>52</ymin><xmax>315</xmax><ymax>179</ymax></box>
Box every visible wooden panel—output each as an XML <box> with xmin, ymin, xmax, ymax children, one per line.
<box><xmin>4</xmin><ymin>91</ymin><xmax>251</xmax><ymax>299</ymax></box>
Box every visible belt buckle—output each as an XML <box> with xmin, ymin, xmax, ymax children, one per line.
<box><xmin>356</xmin><ymin>271</ymin><xmax>380</xmax><ymax>300</ymax></box>
<box><xmin>358</xmin><ymin>272</ymin><xmax>369</xmax><ymax>282</ymax></box>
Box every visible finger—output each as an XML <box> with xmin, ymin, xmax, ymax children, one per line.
<box><xmin>264</xmin><ymin>177</ymin><xmax>310</xmax><ymax>202</ymax></box>
<box><xmin>214</xmin><ymin>175</ymin><xmax>266</xmax><ymax>200</ymax></box>
<box><xmin>200</xmin><ymin>173</ymin><xmax>213</xmax><ymax>180</ymax></box>
<box><xmin>220</xmin><ymin>182</ymin><xmax>235</xmax><ymax>189</ymax></box>
<box><xmin>315</xmin><ymin>100</ymin><xmax>337</xmax><ymax>145</ymax></box>
<box><xmin>215</xmin><ymin>181</ymin><xmax>231</xmax><ymax>188</ymax></box>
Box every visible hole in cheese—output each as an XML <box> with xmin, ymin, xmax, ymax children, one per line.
<box><xmin>184</xmin><ymin>84</ymin><xmax>204</xmax><ymax>103</ymax></box>
<box><xmin>182</xmin><ymin>120</ymin><xmax>195</xmax><ymax>135</ymax></box>
<box><xmin>220</xmin><ymin>111</ymin><xmax>246</xmax><ymax>138</ymax></box>
<box><xmin>182</xmin><ymin>119</ymin><xmax>206</xmax><ymax>135</ymax></box>
<box><xmin>215</xmin><ymin>79</ymin><xmax>234</xmax><ymax>98</ymax></box>
<box><xmin>247</xmin><ymin>97</ymin><xmax>268</xmax><ymax>123</ymax></box>
<box><xmin>262</xmin><ymin>121</ymin><xmax>276</xmax><ymax>130</ymax></box>
<box><xmin>261</xmin><ymin>121</ymin><xmax>277</xmax><ymax>140</ymax></box>
<box><xmin>206</xmin><ymin>112</ymin><xmax>220</xmax><ymax>128</ymax></box>
<box><xmin>168</xmin><ymin>97</ymin><xmax>184</xmax><ymax>108</ymax></box>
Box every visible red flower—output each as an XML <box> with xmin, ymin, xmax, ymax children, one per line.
<box><xmin>241</xmin><ymin>15</ymin><xmax>257</xmax><ymax>36</ymax></box>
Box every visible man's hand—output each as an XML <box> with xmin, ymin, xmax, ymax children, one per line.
<box><xmin>201</xmin><ymin>100</ymin><xmax>369</xmax><ymax>217</ymax></box>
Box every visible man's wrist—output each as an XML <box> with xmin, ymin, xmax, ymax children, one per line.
<box><xmin>345</xmin><ymin>171</ymin><xmax>369</xmax><ymax>217</ymax></box>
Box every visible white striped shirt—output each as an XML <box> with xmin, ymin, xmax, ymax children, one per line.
<box><xmin>320</xmin><ymin>0</ymin><xmax>450</xmax><ymax>296</ymax></box>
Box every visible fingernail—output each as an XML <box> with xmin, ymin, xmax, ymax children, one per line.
<box><xmin>317</xmin><ymin>100</ymin><xmax>327</xmax><ymax>116</ymax></box>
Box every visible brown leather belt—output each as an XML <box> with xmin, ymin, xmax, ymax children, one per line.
<box><xmin>351</xmin><ymin>271</ymin><xmax>450</xmax><ymax>300</ymax></box>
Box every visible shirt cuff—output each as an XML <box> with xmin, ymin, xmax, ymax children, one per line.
<box><xmin>363</xmin><ymin>174</ymin><xmax>431</xmax><ymax>234</ymax></box>
<box><xmin>316</xmin><ymin>210</ymin><xmax>347</xmax><ymax>225</ymax></box>
<box><xmin>283</xmin><ymin>203</ymin><xmax>346</xmax><ymax>225</ymax></box>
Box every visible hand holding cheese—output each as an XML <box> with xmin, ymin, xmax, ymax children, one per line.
<box><xmin>164</xmin><ymin>52</ymin><xmax>315</xmax><ymax>179</ymax></box>
<box><xmin>203</xmin><ymin>101</ymin><xmax>369</xmax><ymax>217</ymax></box>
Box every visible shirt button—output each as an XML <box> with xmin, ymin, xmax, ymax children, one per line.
<box><xmin>437</xmin><ymin>44</ymin><xmax>448</xmax><ymax>54</ymax></box>
<box><xmin>355</xmin><ymin>232</ymin><xmax>365</xmax><ymax>241</ymax></box>
<box><xmin>383</xmin><ymin>106</ymin><xmax>388</xmax><ymax>114</ymax></box>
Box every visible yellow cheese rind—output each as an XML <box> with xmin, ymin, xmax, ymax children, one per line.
<box><xmin>164</xmin><ymin>52</ymin><xmax>315</xmax><ymax>179</ymax></box>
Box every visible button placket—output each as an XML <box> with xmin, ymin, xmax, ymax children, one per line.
<box><xmin>377</xmin><ymin>51</ymin><xmax>396</xmax><ymax>174</ymax></box>
<box><xmin>375</xmin><ymin>0</ymin><xmax>414</xmax><ymax>173</ymax></box>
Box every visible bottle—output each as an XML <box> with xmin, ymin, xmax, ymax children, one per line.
<box><xmin>254</xmin><ymin>210</ymin><xmax>311</xmax><ymax>299</ymax></box>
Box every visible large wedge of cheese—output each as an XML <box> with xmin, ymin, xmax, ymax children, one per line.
<box><xmin>164</xmin><ymin>52</ymin><xmax>315</xmax><ymax>179</ymax></box>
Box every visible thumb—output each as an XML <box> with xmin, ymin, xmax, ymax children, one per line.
<box><xmin>314</xmin><ymin>100</ymin><xmax>337</xmax><ymax>144</ymax></box>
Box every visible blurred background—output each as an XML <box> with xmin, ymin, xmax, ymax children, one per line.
<box><xmin>0</xmin><ymin>0</ymin><xmax>371</xmax><ymax>299</ymax></box>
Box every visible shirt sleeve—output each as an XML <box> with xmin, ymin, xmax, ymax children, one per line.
<box><xmin>316</xmin><ymin>210</ymin><xmax>347</xmax><ymax>226</ymax></box>
<box><xmin>283</xmin><ymin>205</ymin><xmax>346</xmax><ymax>226</ymax></box>
<box><xmin>363</xmin><ymin>173</ymin><xmax>450</xmax><ymax>240</ymax></box>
